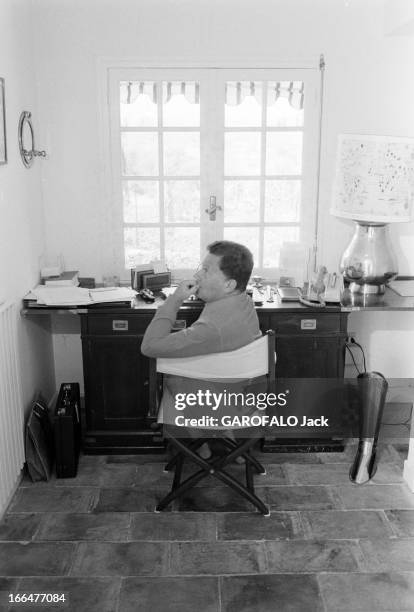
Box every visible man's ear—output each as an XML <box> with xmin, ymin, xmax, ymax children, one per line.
<box><xmin>225</xmin><ymin>278</ymin><xmax>237</xmax><ymax>292</ymax></box>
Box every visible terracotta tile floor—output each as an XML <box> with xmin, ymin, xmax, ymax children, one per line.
<box><xmin>1</xmin><ymin>443</ymin><xmax>414</xmax><ymax>611</ymax></box>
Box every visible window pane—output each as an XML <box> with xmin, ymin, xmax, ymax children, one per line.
<box><xmin>225</xmin><ymin>82</ymin><xmax>262</xmax><ymax>127</ymax></box>
<box><xmin>124</xmin><ymin>227</ymin><xmax>160</xmax><ymax>268</ymax></box>
<box><xmin>266</xmin><ymin>132</ymin><xmax>302</xmax><ymax>175</ymax></box>
<box><xmin>123</xmin><ymin>181</ymin><xmax>159</xmax><ymax>223</ymax></box>
<box><xmin>120</xmin><ymin>82</ymin><xmax>158</xmax><ymax>127</ymax></box>
<box><xmin>225</xmin><ymin>132</ymin><xmax>261</xmax><ymax>176</ymax></box>
<box><xmin>163</xmin><ymin>82</ymin><xmax>200</xmax><ymax>127</ymax></box>
<box><xmin>223</xmin><ymin>227</ymin><xmax>259</xmax><ymax>266</ymax></box>
<box><xmin>164</xmin><ymin>180</ymin><xmax>200</xmax><ymax>222</ymax></box>
<box><xmin>265</xmin><ymin>180</ymin><xmax>301</xmax><ymax>222</ymax></box>
<box><xmin>121</xmin><ymin>133</ymin><xmax>158</xmax><ymax>176</ymax></box>
<box><xmin>267</xmin><ymin>97</ymin><xmax>304</xmax><ymax>127</ymax></box>
<box><xmin>165</xmin><ymin>228</ymin><xmax>200</xmax><ymax>268</ymax></box>
<box><xmin>224</xmin><ymin>181</ymin><xmax>260</xmax><ymax>222</ymax></box>
<box><xmin>164</xmin><ymin>132</ymin><xmax>200</xmax><ymax>176</ymax></box>
<box><xmin>263</xmin><ymin>227</ymin><xmax>299</xmax><ymax>267</ymax></box>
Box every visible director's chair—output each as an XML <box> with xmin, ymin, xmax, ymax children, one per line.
<box><xmin>148</xmin><ymin>330</ymin><xmax>275</xmax><ymax>515</ymax></box>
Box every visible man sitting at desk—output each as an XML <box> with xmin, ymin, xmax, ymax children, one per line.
<box><xmin>141</xmin><ymin>240</ymin><xmax>261</xmax><ymax>358</ymax></box>
<box><xmin>141</xmin><ymin>240</ymin><xmax>261</xmax><ymax>459</ymax></box>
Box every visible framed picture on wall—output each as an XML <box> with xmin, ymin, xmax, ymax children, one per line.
<box><xmin>0</xmin><ymin>78</ymin><xmax>7</xmax><ymax>164</ymax></box>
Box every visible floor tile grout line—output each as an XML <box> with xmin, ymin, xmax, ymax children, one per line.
<box><xmin>127</xmin><ymin>511</ymin><xmax>132</xmax><ymax>542</ymax></box>
<box><xmin>315</xmin><ymin>572</ymin><xmax>330</xmax><ymax>612</ymax></box>
<box><xmin>6</xmin><ymin>570</ymin><xmax>414</xmax><ymax>580</ymax></box>
<box><xmin>4</xmin><ymin>536</ymin><xmax>403</xmax><ymax>544</ymax></box>
<box><xmin>217</xmin><ymin>574</ymin><xmax>222</xmax><ymax>612</ymax></box>
<box><xmin>3</xmin><ymin>568</ymin><xmax>414</xmax><ymax>582</ymax></box>
<box><xmin>263</xmin><ymin>539</ymin><xmax>270</xmax><ymax>575</ymax></box>
<box><xmin>352</xmin><ymin>538</ymin><xmax>371</xmax><ymax>573</ymax></box>
<box><xmin>30</xmin><ymin>512</ymin><xmax>47</xmax><ymax>542</ymax></box>
<box><xmin>113</xmin><ymin>576</ymin><xmax>123</xmax><ymax>612</ymax></box>
<box><xmin>167</xmin><ymin>541</ymin><xmax>172</xmax><ymax>576</ymax></box>
<box><xmin>297</xmin><ymin>510</ymin><xmax>311</xmax><ymax>540</ymax></box>
<box><xmin>65</xmin><ymin>542</ymin><xmax>81</xmax><ymax>577</ymax></box>
<box><xmin>377</xmin><ymin>508</ymin><xmax>400</xmax><ymax>538</ymax></box>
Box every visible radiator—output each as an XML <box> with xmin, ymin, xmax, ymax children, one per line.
<box><xmin>0</xmin><ymin>301</ymin><xmax>25</xmax><ymax>515</ymax></box>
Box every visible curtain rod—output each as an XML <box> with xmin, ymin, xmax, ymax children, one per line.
<box><xmin>312</xmin><ymin>53</ymin><xmax>325</xmax><ymax>273</ymax></box>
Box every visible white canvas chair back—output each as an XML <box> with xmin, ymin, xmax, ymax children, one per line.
<box><xmin>154</xmin><ymin>334</ymin><xmax>273</xmax><ymax>516</ymax></box>
<box><xmin>156</xmin><ymin>334</ymin><xmax>270</xmax><ymax>380</ymax></box>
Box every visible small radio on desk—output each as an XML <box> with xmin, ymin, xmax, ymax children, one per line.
<box><xmin>131</xmin><ymin>268</ymin><xmax>171</xmax><ymax>292</ymax></box>
<box><xmin>141</xmin><ymin>272</ymin><xmax>171</xmax><ymax>292</ymax></box>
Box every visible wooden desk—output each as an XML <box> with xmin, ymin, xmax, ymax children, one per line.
<box><xmin>77</xmin><ymin>298</ymin><xmax>348</xmax><ymax>453</ymax></box>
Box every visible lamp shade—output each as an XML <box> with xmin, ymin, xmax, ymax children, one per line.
<box><xmin>331</xmin><ymin>134</ymin><xmax>414</xmax><ymax>223</ymax></box>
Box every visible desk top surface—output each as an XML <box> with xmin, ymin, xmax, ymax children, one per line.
<box><xmin>21</xmin><ymin>287</ymin><xmax>414</xmax><ymax>316</ymax></box>
<box><xmin>340</xmin><ymin>288</ymin><xmax>414</xmax><ymax>311</ymax></box>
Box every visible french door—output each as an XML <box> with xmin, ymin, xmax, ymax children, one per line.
<box><xmin>108</xmin><ymin>66</ymin><xmax>320</xmax><ymax>279</ymax></box>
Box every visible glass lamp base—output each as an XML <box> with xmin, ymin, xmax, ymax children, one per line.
<box><xmin>340</xmin><ymin>222</ymin><xmax>398</xmax><ymax>295</ymax></box>
<box><xmin>348</xmin><ymin>282</ymin><xmax>386</xmax><ymax>295</ymax></box>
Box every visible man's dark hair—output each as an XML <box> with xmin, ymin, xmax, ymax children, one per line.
<box><xmin>207</xmin><ymin>240</ymin><xmax>254</xmax><ymax>291</ymax></box>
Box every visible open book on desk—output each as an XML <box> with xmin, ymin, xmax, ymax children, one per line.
<box><xmin>26</xmin><ymin>286</ymin><xmax>136</xmax><ymax>306</ymax></box>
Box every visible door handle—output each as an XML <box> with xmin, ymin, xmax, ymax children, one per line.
<box><xmin>205</xmin><ymin>195</ymin><xmax>222</xmax><ymax>221</ymax></box>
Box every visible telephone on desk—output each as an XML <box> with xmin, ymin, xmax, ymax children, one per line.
<box><xmin>271</xmin><ymin>268</ymin><xmax>342</xmax><ymax>306</ymax></box>
<box><xmin>138</xmin><ymin>289</ymin><xmax>155</xmax><ymax>303</ymax></box>
<box><xmin>300</xmin><ymin>267</ymin><xmax>343</xmax><ymax>307</ymax></box>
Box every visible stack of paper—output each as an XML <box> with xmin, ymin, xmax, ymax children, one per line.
<box><xmin>29</xmin><ymin>286</ymin><xmax>137</xmax><ymax>306</ymax></box>
<box><xmin>31</xmin><ymin>286</ymin><xmax>92</xmax><ymax>306</ymax></box>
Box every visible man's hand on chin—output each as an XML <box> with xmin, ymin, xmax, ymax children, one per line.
<box><xmin>170</xmin><ymin>279</ymin><xmax>199</xmax><ymax>303</ymax></box>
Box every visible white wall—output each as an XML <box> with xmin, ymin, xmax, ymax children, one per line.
<box><xmin>0</xmin><ymin>0</ymin><xmax>55</xmax><ymax>409</ymax></box>
<box><xmin>31</xmin><ymin>0</ymin><xmax>414</xmax><ymax>385</ymax></box>
<box><xmin>384</xmin><ymin>0</ymin><xmax>414</xmax><ymax>35</ymax></box>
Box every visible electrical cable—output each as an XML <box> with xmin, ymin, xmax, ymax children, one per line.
<box><xmin>347</xmin><ymin>338</ymin><xmax>411</xmax><ymax>429</ymax></box>
<box><xmin>350</xmin><ymin>339</ymin><xmax>367</xmax><ymax>373</ymax></box>
<box><xmin>345</xmin><ymin>344</ymin><xmax>362</xmax><ymax>375</ymax></box>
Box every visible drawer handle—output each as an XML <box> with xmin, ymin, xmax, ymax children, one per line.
<box><xmin>112</xmin><ymin>320</ymin><xmax>129</xmax><ymax>331</ymax></box>
<box><xmin>172</xmin><ymin>319</ymin><xmax>186</xmax><ymax>330</ymax></box>
<box><xmin>301</xmin><ymin>319</ymin><xmax>316</xmax><ymax>330</ymax></box>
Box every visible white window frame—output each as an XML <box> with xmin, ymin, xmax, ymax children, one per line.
<box><xmin>101</xmin><ymin>60</ymin><xmax>321</xmax><ymax>282</ymax></box>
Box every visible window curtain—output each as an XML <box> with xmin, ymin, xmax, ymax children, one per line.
<box><xmin>120</xmin><ymin>81</ymin><xmax>200</xmax><ymax>105</ymax></box>
<box><xmin>225</xmin><ymin>81</ymin><xmax>304</xmax><ymax>110</ymax></box>
<box><xmin>120</xmin><ymin>80</ymin><xmax>304</xmax><ymax>109</ymax></box>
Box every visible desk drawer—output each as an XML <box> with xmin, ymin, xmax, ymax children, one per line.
<box><xmin>271</xmin><ymin>313</ymin><xmax>341</xmax><ymax>334</ymax></box>
<box><xmin>87</xmin><ymin>314</ymin><xmax>151</xmax><ymax>335</ymax></box>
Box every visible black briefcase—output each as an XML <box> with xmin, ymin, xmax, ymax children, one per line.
<box><xmin>54</xmin><ymin>383</ymin><xmax>81</xmax><ymax>478</ymax></box>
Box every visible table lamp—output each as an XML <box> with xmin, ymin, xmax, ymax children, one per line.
<box><xmin>331</xmin><ymin>134</ymin><xmax>414</xmax><ymax>294</ymax></box>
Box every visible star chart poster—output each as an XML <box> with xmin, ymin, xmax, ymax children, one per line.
<box><xmin>331</xmin><ymin>134</ymin><xmax>414</xmax><ymax>222</ymax></box>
